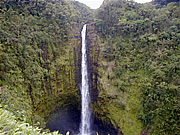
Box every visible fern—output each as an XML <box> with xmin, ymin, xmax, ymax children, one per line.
<box><xmin>0</xmin><ymin>107</ymin><xmax>62</xmax><ymax>135</ymax></box>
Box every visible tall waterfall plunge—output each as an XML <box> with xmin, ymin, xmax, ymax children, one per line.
<box><xmin>80</xmin><ymin>24</ymin><xmax>92</xmax><ymax>135</ymax></box>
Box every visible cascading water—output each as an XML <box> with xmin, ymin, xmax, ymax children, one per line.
<box><xmin>80</xmin><ymin>24</ymin><xmax>92</xmax><ymax>135</ymax></box>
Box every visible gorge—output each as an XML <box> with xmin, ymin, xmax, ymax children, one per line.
<box><xmin>0</xmin><ymin>0</ymin><xmax>179</xmax><ymax>135</ymax></box>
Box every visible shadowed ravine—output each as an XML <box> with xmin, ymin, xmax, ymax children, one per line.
<box><xmin>46</xmin><ymin>108</ymin><xmax>117</xmax><ymax>135</ymax></box>
<box><xmin>46</xmin><ymin>24</ymin><xmax>118</xmax><ymax>135</ymax></box>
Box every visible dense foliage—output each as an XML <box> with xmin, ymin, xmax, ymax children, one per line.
<box><xmin>0</xmin><ymin>0</ymin><xmax>92</xmax><ymax>131</ymax></box>
<box><xmin>0</xmin><ymin>0</ymin><xmax>179</xmax><ymax>134</ymax></box>
<box><xmin>0</xmin><ymin>104</ymin><xmax>62</xmax><ymax>135</ymax></box>
<box><xmin>95</xmin><ymin>0</ymin><xmax>180</xmax><ymax>134</ymax></box>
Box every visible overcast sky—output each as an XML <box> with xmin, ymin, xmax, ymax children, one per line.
<box><xmin>76</xmin><ymin>0</ymin><xmax>152</xmax><ymax>9</ymax></box>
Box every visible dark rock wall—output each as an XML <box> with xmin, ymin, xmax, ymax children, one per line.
<box><xmin>69</xmin><ymin>23</ymin><xmax>83</xmax><ymax>89</ymax></box>
<box><xmin>70</xmin><ymin>23</ymin><xmax>100</xmax><ymax>100</ymax></box>
<box><xmin>46</xmin><ymin>23</ymin><xmax>118</xmax><ymax>135</ymax></box>
<box><xmin>87</xmin><ymin>23</ymin><xmax>100</xmax><ymax>101</ymax></box>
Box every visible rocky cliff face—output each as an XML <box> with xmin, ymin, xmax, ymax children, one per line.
<box><xmin>69</xmin><ymin>22</ymin><xmax>101</xmax><ymax>102</ymax></box>
<box><xmin>45</xmin><ymin>23</ymin><xmax>118</xmax><ymax>134</ymax></box>
<box><xmin>86</xmin><ymin>23</ymin><xmax>100</xmax><ymax>101</ymax></box>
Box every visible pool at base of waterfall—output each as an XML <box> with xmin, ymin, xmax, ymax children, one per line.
<box><xmin>46</xmin><ymin>108</ymin><xmax>118</xmax><ymax>135</ymax></box>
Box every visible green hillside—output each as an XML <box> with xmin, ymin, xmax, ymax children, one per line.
<box><xmin>0</xmin><ymin>0</ymin><xmax>92</xmax><ymax>133</ymax></box>
<box><xmin>0</xmin><ymin>0</ymin><xmax>179</xmax><ymax>135</ymax></box>
<box><xmin>94</xmin><ymin>0</ymin><xmax>180</xmax><ymax>134</ymax></box>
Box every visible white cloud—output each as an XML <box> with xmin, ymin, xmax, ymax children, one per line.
<box><xmin>75</xmin><ymin>0</ymin><xmax>103</xmax><ymax>9</ymax></box>
<box><xmin>135</xmin><ymin>0</ymin><xmax>152</xmax><ymax>3</ymax></box>
<box><xmin>75</xmin><ymin>0</ymin><xmax>152</xmax><ymax>9</ymax></box>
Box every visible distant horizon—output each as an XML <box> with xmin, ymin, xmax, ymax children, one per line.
<box><xmin>76</xmin><ymin>0</ymin><xmax>152</xmax><ymax>9</ymax></box>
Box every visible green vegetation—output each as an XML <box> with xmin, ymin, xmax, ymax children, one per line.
<box><xmin>0</xmin><ymin>0</ymin><xmax>92</xmax><ymax>133</ymax></box>
<box><xmin>0</xmin><ymin>104</ymin><xmax>62</xmax><ymax>135</ymax></box>
<box><xmin>0</xmin><ymin>0</ymin><xmax>179</xmax><ymax>134</ymax></box>
<box><xmin>94</xmin><ymin>0</ymin><xmax>180</xmax><ymax>134</ymax></box>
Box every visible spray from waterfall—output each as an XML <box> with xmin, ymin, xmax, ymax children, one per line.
<box><xmin>79</xmin><ymin>24</ymin><xmax>92</xmax><ymax>135</ymax></box>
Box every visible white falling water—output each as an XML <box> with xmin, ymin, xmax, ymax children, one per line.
<box><xmin>80</xmin><ymin>24</ymin><xmax>92</xmax><ymax>135</ymax></box>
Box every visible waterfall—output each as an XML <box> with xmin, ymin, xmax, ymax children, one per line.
<box><xmin>80</xmin><ymin>24</ymin><xmax>92</xmax><ymax>135</ymax></box>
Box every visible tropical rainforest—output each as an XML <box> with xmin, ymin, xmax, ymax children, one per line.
<box><xmin>0</xmin><ymin>0</ymin><xmax>179</xmax><ymax>135</ymax></box>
